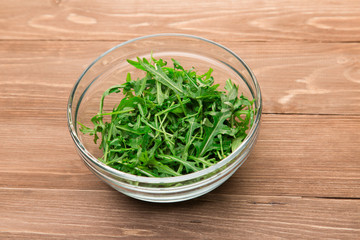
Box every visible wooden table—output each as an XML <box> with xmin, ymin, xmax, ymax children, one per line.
<box><xmin>1</xmin><ymin>1</ymin><xmax>359</xmax><ymax>239</ymax></box>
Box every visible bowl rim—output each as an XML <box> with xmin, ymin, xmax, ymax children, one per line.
<box><xmin>67</xmin><ymin>33</ymin><xmax>262</xmax><ymax>185</ymax></box>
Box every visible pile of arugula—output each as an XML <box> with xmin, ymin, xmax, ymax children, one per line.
<box><xmin>79</xmin><ymin>56</ymin><xmax>255</xmax><ymax>177</ymax></box>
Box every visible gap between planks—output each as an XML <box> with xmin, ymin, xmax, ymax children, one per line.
<box><xmin>1</xmin><ymin>39</ymin><xmax>360</xmax><ymax>44</ymax></box>
<box><xmin>262</xmin><ymin>112</ymin><xmax>360</xmax><ymax>116</ymax></box>
<box><xmin>302</xmin><ymin>196</ymin><xmax>360</xmax><ymax>201</ymax></box>
<box><xmin>1</xmin><ymin>187</ymin><xmax>359</xmax><ymax>201</ymax></box>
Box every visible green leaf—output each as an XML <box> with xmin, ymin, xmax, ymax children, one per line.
<box><xmin>198</xmin><ymin>110</ymin><xmax>232</xmax><ymax>157</ymax></box>
<box><xmin>115</xmin><ymin>96</ymin><xmax>144</xmax><ymax>112</ymax></box>
<box><xmin>223</xmin><ymin>79</ymin><xmax>238</xmax><ymax>103</ymax></box>
<box><xmin>157</xmin><ymin>154</ymin><xmax>200</xmax><ymax>173</ymax></box>
<box><xmin>99</xmin><ymin>85</ymin><xmax>123</xmax><ymax>113</ymax></box>
<box><xmin>156</xmin><ymin>81</ymin><xmax>165</xmax><ymax>105</ymax></box>
<box><xmin>134</xmin><ymin>76</ymin><xmax>147</xmax><ymax>96</ymax></box>
<box><xmin>171</xmin><ymin>58</ymin><xmax>184</xmax><ymax>70</ymax></box>
<box><xmin>126</xmin><ymin>72</ymin><xmax>132</xmax><ymax>82</ymax></box>
<box><xmin>115</xmin><ymin>125</ymin><xmax>151</xmax><ymax>135</ymax></box>
<box><xmin>127</xmin><ymin>59</ymin><xmax>145</xmax><ymax>71</ymax></box>
<box><xmin>79</xmin><ymin>54</ymin><xmax>254</xmax><ymax>177</ymax></box>
<box><xmin>137</xmin><ymin>57</ymin><xmax>185</xmax><ymax>95</ymax></box>
<box><xmin>151</xmin><ymin>160</ymin><xmax>181</xmax><ymax>177</ymax></box>
<box><xmin>232</xmin><ymin>136</ymin><xmax>245</xmax><ymax>152</ymax></box>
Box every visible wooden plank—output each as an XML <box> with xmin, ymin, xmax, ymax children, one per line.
<box><xmin>0</xmin><ymin>189</ymin><xmax>359</xmax><ymax>239</ymax></box>
<box><xmin>1</xmin><ymin>1</ymin><xmax>359</xmax><ymax>239</ymax></box>
<box><xmin>236</xmin><ymin>114</ymin><xmax>360</xmax><ymax>198</ymax></box>
<box><xmin>1</xmin><ymin>114</ymin><xmax>359</xmax><ymax>198</ymax></box>
<box><xmin>0</xmin><ymin>41</ymin><xmax>359</xmax><ymax>115</ymax></box>
<box><xmin>0</xmin><ymin>0</ymin><xmax>360</xmax><ymax>42</ymax></box>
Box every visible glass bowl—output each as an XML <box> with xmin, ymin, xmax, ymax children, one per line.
<box><xmin>67</xmin><ymin>33</ymin><xmax>262</xmax><ymax>203</ymax></box>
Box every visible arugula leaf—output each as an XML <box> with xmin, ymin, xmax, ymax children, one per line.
<box><xmin>79</xmin><ymin>55</ymin><xmax>255</xmax><ymax>177</ymax></box>
<box><xmin>198</xmin><ymin>111</ymin><xmax>232</xmax><ymax>157</ymax></box>
<box><xmin>134</xmin><ymin>76</ymin><xmax>147</xmax><ymax>96</ymax></box>
<box><xmin>137</xmin><ymin>57</ymin><xmax>185</xmax><ymax>95</ymax></box>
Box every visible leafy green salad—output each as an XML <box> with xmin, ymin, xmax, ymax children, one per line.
<box><xmin>80</xmin><ymin>55</ymin><xmax>255</xmax><ymax>177</ymax></box>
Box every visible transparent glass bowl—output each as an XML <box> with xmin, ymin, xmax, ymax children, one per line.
<box><xmin>67</xmin><ymin>34</ymin><xmax>262</xmax><ymax>203</ymax></box>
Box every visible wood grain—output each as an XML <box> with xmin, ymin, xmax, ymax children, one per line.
<box><xmin>1</xmin><ymin>115</ymin><xmax>359</xmax><ymax>198</ymax></box>
<box><xmin>0</xmin><ymin>0</ymin><xmax>359</xmax><ymax>42</ymax></box>
<box><xmin>1</xmin><ymin>0</ymin><xmax>360</xmax><ymax>239</ymax></box>
<box><xmin>0</xmin><ymin>189</ymin><xmax>359</xmax><ymax>239</ymax></box>
<box><xmin>0</xmin><ymin>41</ymin><xmax>359</xmax><ymax>116</ymax></box>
